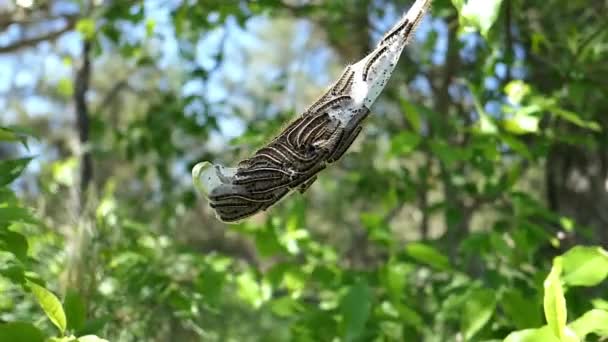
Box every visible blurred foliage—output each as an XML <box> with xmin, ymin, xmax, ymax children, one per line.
<box><xmin>1</xmin><ymin>0</ymin><xmax>608</xmax><ymax>341</ymax></box>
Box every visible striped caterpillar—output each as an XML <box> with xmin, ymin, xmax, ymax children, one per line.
<box><xmin>193</xmin><ymin>0</ymin><xmax>432</xmax><ymax>223</ymax></box>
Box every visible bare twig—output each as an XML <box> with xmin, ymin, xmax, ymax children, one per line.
<box><xmin>0</xmin><ymin>20</ymin><xmax>76</xmax><ymax>53</ymax></box>
<box><xmin>96</xmin><ymin>79</ymin><xmax>129</xmax><ymax>114</ymax></box>
<box><xmin>0</xmin><ymin>13</ymin><xmax>79</xmax><ymax>30</ymax></box>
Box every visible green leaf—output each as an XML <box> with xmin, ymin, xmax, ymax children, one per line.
<box><xmin>52</xmin><ymin>158</ymin><xmax>79</xmax><ymax>187</ymax></box>
<box><xmin>0</xmin><ymin>263</ymin><xmax>26</xmax><ymax>284</ymax></box>
<box><xmin>551</xmin><ymin>107</ymin><xmax>601</xmax><ymax>132</ymax></box>
<box><xmin>390</xmin><ymin>131</ymin><xmax>421</xmax><ymax>156</ymax></box>
<box><xmin>592</xmin><ymin>299</ymin><xmax>608</xmax><ymax>311</ymax></box>
<box><xmin>400</xmin><ymin>99</ymin><xmax>422</xmax><ymax>132</ymax></box>
<box><xmin>453</xmin><ymin>0</ymin><xmax>504</xmax><ymax>38</ymax></box>
<box><xmin>451</xmin><ymin>0</ymin><xmax>465</xmax><ymax>9</ymax></box>
<box><xmin>361</xmin><ymin>212</ymin><xmax>393</xmax><ymax>245</ymax></box>
<box><xmin>0</xmin><ymin>157</ymin><xmax>32</xmax><ymax>187</ymax></box>
<box><xmin>269</xmin><ymin>297</ymin><xmax>301</xmax><ymax>318</ymax></box>
<box><xmin>500</xmin><ymin>134</ymin><xmax>533</xmax><ymax>160</ymax></box>
<box><xmin>0</xmin><ymin>206</ymin><xmax>37</xmax><ymax>225</ymax></box>
<box><xmin>76</xmin><ymin>316</ymin><xmax>110</xmax><ymax>337</ymax></box>
<box><xmin>501</xmin><ymin>288</ymin><xmax>543</xmax><ymax>329</ymax></box>
<box><xmin>0</xmin><ymin>229</ymin><xmax>29</xmax><ymax>262</ymax></box>
<box><xmin>504</xmin><ymin>113</ymin><xmax>540</xmax><ymax>135</ymax></box>
<box><xmin>195</xmin><ymin>268</ymin><xmax>226</xmax><ymax>306</ymax></box>
<box><xmin>569</xmin><ymin>309</ymin><xmax>608</xmax><ymax>339</ymax></box>
<box><xmin>64</xmin><ymin>290</ymin><xmax>87</xmax><ymax>332</ymax></box>
<box><xmin>236</xmin><ymin>272</ymin><xmax>269</xmax><ymax>309</ymax></box>
<box><xmin>0</xmin><ymin>127</ymin><xmax>20</xmax><ymax>142</ymax></box>
<box><xmin>340</xmin><ymin>281</ymin><xmax>372</xmax><ymax>342</ymax></box>
<box><xmin>430</xmin><ymin>141</ymin><xmax>471</xmax><ymax>167</ymax></box>
<box><xmin>561</xmin><ymin>246</ymin><xmax>608</xmax><ymax>287</ymax></box>
<box><xmin>405</xmin><ymin>242</ymin><xmax>451</xmax><ymax>271</ymax></box>
<box><xmin>504</xmin><ymin>326</ymin><xmax>559</xmax><ymax>342</ymax></box>
<box><xmin>255</xmin><ymin>227</ymin><xmax>284</xmax><ymax>257</ymax></box>
<box><xmin>145</xmin><ymin>18</ymin><xmax>156</xmax><ymax>37</ymax></box>
<box><xmin>477</xmin><ymin>112</ymin><xmax>499</xmax><ymax>134</ymax></box>
<box><xmin>543</xmin><ymin>257</ymin><xmax>567</xmax><ymax>340</ymax></box>
<box><xmin>76</xmin><ymin>18</ymin><xmax>96</xmax><ymax>39</ymax></box>
<box><xmin>0</xmin><ymin>322</ymin><xmax>45</xmax><ymax>342</ymax></box>
<box><xmin>395</xmin><ymin>303</ymin><xmax>423</xmax><ymax>328</ymax></box>
<box><xmin>505</xmin><ymin>81</ymin><xmax>531</xmax><ymax>105</ymax></box>
<box><xmin>0</xmin><ymin>126</ymin><xmax>31</xmax><ymax>149</ymax></box>
<box><xmin>383</xmin><ymin>261</ymin><xmax>413</xmax><ymax>301</ymax></box>
<box><xmin>27</xmin><ymin>280</ymin><xmax>67</xmax><ymax>334</ymax></box>
<box><xmin>0</xmin><ymin>187</ymin><xmax>18</xmax><ymax>205</ymax></box>
<box><xmin>468</xmin><ymin>81</ymin><xmax>498</xmax><ymax>135</ymax></box>
<box><xmin>77</xmin><ymin>335</ymin><xmax>110</xmax><ymax>342</ymax></box>
<box><xmin>57</xmin><ymin>78</ymin><xmax>74</xmax><ymax>97</ymax></box>
<box><xmin>462</xmin><ymin>287</ymin><xmax>496</xmax><ymax>340</ymax></box>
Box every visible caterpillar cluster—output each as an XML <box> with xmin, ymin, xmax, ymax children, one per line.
<box><xmin>193</xmin><ymin>0</ymin><xmax>432</xmax><ymax>223</ymax></box>
<box><xmin>208</xmin><ymin>67</ymin><xmax>370</xmax><ymax>222</ymax></box>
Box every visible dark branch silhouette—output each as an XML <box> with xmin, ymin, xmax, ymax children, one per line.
<box><xmin>74</xmin><ymin>39</ymin><xmax>93</xmax><ymax>202</ymax></box>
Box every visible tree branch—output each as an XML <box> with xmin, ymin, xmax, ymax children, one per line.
<box><xmin>0</xmin><ymin>21</ymin><xmax>75</xmax><ymax>53</ymax></box>
<box><xmin>0</xmin><ymin>13</ymin><xmax>79</xmax><ymax>30</ymax></box>
<box><xmin>74</xmin><ymin>39</ymin><xmax>93</xmax><ymax>201</ymax></box>
<box><xmin>96</xmin><ymin>79</ymin><xmax>129</xmax><ymax>114</ymax></box>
